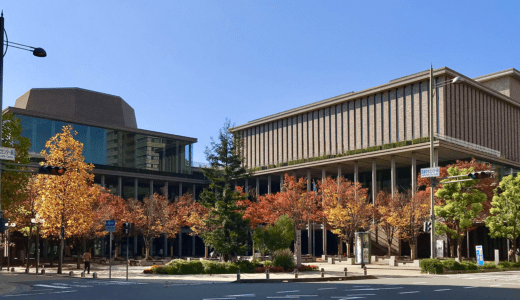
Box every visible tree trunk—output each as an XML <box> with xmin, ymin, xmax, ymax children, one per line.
<box><xmin>77</xmin><ymin>252</ymin><xmax>81</xmax><ymax>269</ymax></box>
<box><xmin>145</xmin><ymin>246</ymin><xmax>150</xmax><ymax>259</ymax></box>
<box><xmin>410</xmin><ymin>237</ymin><xmax>417</xmax><ymax>261</ymax></box>
<box><xmin>114</xmin><ymin>245</ymin><xmax>119</xmax><ymax>259</ymax></box>
<box><xmin>387</xmin><ymin>237</ymin><xmax>392</xmax><ymax>257</ymax></box>
<box><xmin>338</xmin><ymin>237</ymin><xmax>343</xmax><ymax>256</ymax></box>
<box><xmin>457</xmin><ymin>237</ymin><xmax>463</xmax><ymax>262</ymax></box>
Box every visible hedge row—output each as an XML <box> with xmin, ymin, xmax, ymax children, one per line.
<box><xmin>420</xmin><ymin>259</ymin><xmax>520</xmax><ymax>274</ymax></box>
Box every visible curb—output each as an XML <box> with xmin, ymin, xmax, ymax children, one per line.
<box><xmin>233</xmin><ymin>275</ymin><xmax>377</xmax><ymax>283</ymax></box>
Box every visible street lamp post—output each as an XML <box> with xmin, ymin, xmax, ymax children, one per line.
<box><xmin>428</xmin><ymin>65</ymin><xmax>463</xmax><ymax>258</ymax></box>
<box><xmin>0</xmin><ymin>11</ymin><xmax>46</xmax><ymax>270</ymax></box>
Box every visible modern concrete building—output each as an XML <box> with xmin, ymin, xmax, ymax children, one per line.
<box><xmin>231</xmin><ymin>67</ymin><xmax>520</xmax><ymax>259</ymax></box>
<box><xmin>3</xmin><ymin>88</ymin><xmax>210</xmax><ymax>258</ymax></box>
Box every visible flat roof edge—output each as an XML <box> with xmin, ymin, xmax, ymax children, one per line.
<box><xmin>3</xmin><ymin>107</ymin><xmax>197</xmax><ymax>143</ymax></box>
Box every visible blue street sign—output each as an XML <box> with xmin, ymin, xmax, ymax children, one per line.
<box><xmin>420</xmin><ymin>167</ymin><xmax>440</xmax><ymax>178</ymax></box>
<box><xmin>476</xmin><ymin>245</ymin><xmax>484</xmax><ymax>266</ymax></box>
<box><xmin>106</xmin><ymin>220</ymin><xmax>115</xmax><ymax>232</ymax></box>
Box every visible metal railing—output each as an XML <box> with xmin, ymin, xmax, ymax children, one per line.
<box><xmin>435</xmin><ymin>133</ymin><xmax>501</xmax><ymax>157</ymax></box>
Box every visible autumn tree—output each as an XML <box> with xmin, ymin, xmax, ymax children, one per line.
<box><xmin>243</xmin><ymin>174</ymin><xmax>320</xmax><ymax>266</ymax></box>
<box><xmin>34</xmin><ymin>125</ymin><xmax>99</xmax><ymax>274</ymax></box>
<box><xmin>435</xmin><ymin>166</ymin><xmax>487</xmax><ymax>261</ymax></box>
<box><xmin>126</xmin><ymin>193</ymin><xmax>179</xmax><ymax>259</ymax></box>
<box><xmin>396</xmin><ymin>190</ymin><xmax>430</xmax><ymax>260</ymax></box>
<box><xmin>320</xmin><ymin>177</ymin><xmax>372</xmax><ymax>257</ymax></box>
<box><xmin>374</xmin><ymin>189</ymin><xmax>406</xmax><ymax>257</ymax></box>
<box><xmin>1</xmin><ymin>113</ymin><xmax>31</xmax><ymax>211</ymax></box>
<box><xmin>199</xmin><ymin>120</ymin><xmax>250</xmax><ymax>261</ymax></box>
<box><xmin>485</xmin><ymin>174</ymin><xmax>520</xmax><ymax>262</ymax></box>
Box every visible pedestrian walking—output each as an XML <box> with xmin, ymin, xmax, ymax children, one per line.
<box><xmin>83</xmin><ymin>250</ymin><xmax>92</xmax><ymax>274</ymax></box>
<box><xmin>508</xmin><ymin>249</ymin><xmax>514</xmax><ymax>262</ymax></box>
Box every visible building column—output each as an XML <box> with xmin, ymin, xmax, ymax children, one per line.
<box><xmin>307</xmin><ymin>170</ymin><xmax>311</xmax><ymax>191</ymax></box>
<box><xmin>321</xmin><ymin>168</ymin><xmax>327</xmax><ymax>257</ymax></box>
<box><xmin>101</xmin><ymin>175</ymin><xmax>105</xmax><ymax>189</ymax></box>
<box><xmin>192</xmin><ymin>235</ymin><xmax>196</xmax><ymax>257</ymax></box>
<box><xmin>307</xmin><ymin>170</ymin><xmax>312</xmax><ymax>255</ymax></box>
<box><xmin>267</xmin><ymin>175</ymin><xmax>272</xmax><ymax>195</ymax></box>
<box><xmin>354</xmin><ymin>162</ymin><xmax>359</xmax><ymax>198</ymax></box>
<box><xmin>391</xmin><ymin>156</ymin><xmax>396</xmax><ymax>196</ymax></box>
<box><xmin>280</xmin><ymin>174</ymin><xmax>284</xmax><ymax>191</ymax></box>
<box><xmin>411</xmin><ymin>153</ymin><xmax>417</xmax><ymax>196</ymax></box>
<box><xmin>193</xmin><ymin>184</ymin><xmax>196</xmax><ymax>200</ymax></box>
<box><xmin>118</xmin><ymin>177</ymin><xmax>122</xmax><ymax>197</ymax></box>
<box><xmin>164</xmin><ymin>182</ymin><xmax>169</xmax><ymax>200</ymax></box>
<box><xmin>134</xmin><ymin>178</ymin><xmax>138</xmax><ymax>200</ymax></box>
<box><xmin>134</xmin><ymin>235</ymin><xmax>137</xmax><ymax>257</ymax></box>
<box><xmin>150</xmin><ymin>180</ymin><xmax>154</xmax><ymax>197</ymax></box>
<box><xmin>245</xmin><ymin>178</ymin><xmax>249</xmax><ymax>193</ymax></box>
<box><xmin>337</xmin><ymin>165</ymin><xmax>342</xmax><ymax>184</ymax></box>
<box><xmin>179</xmin><ymin>183</ymin><xmax>183</xmax><ymax>198</ymax></box>
<box><xmin>372</xmin><ymin>160</ymin><xmax>377</xmax><ymax>205</ymax></box>
<box><xmin>178</xmin><ymin>231</ymin><xmax>183</xmax><ymax>257</ymax></box>
<box><xmin>256</xmin><ymin>178</ymin><xmax>260</xmax><ymax>197</ymax></box>
<box><xmin>164</xmin><ymin>235</ymin><xmax>168</xmax><ymax>257</ymax></box>
<box><xmin>434</xmin><ymin>149</ymin><xmax>439</xmax><ymax>167</ymax></box>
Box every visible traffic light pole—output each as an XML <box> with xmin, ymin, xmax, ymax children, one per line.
<box><xmin>429</xmin><ymin>65</ymin><xmax>436</xmax><ymax>259</ymax></box>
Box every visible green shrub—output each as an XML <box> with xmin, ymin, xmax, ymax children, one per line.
<box><xmin>263</xmin><ymin>260</ymin><xmax>273</xmax><ymax>267</ymax></box>
<box><xmin>497</xmin><ymin>261</ymin><xmax>513</xmax><ymax>269</ymax></box>
<box><xmin>461</xmin><ymin>260</ymin><xmax>478</xmax><ymax>271</ymax></box>
<box><xmin>272</xmin><ymin>249</ymin><xmax>295</xmax><ymax>270</ymax></box>
<box><xmin>442</xmin><ymin>259</ymin><xmax>464</xmax><ymax>271</ymax></box>
<box><xmin>512</xmin><ymin>261</ymin><xmax>520</xmax><ymax>268</ymax></box>
<box><xmin>420</xmin><ymin>258</ymin><xmax>443</xmax><ymax>274</ymax></box>
<box><xmin>479</xmin><ymin>262</ymin><xmax>497</xmax><ymax>270</ymax></box>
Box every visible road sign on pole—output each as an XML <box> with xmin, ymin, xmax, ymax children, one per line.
<box><xmin>106</xmin><ymin>220</ymin><xmax>115</xmax><ymax>232</ymax></box>
<box><xmin>0</xmin><ymin>147</ymin><xmax>15</xmax><ymax>161</ymax></box>
<box><xmin>421</xmin><ymin>167</ymin><xmax>440</xmax><ymax>178</ymax></box>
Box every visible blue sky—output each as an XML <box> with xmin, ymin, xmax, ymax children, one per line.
<box><xmin>1</xmin><ymin>1</ymin><xmax>519</xmax><ymax>163</ymax></box>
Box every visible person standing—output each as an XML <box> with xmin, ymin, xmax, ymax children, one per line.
<box><xmin>83</xmin><ymin>250</ymin><xmax>92</xmax><ymax>274</ymax></box>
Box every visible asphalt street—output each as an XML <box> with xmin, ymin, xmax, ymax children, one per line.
<box><xmin>1</xmin><ymin>271</ymin><xmax>520</xmax><ymax>299</ymax></box>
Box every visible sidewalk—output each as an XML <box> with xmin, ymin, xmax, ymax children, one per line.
<box><xmin>0</xmin><ymin>260</ymin><xmax>423</xmax><ymax>294</ymax></box>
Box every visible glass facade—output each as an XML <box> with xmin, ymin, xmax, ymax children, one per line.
<box><xmin>15</xmin><ymin>114</ymin><xmax>194</xmax><ymax>174</ymax></box>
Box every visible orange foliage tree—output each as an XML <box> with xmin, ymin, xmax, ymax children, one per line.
<box><xmin>374</xmin><ymin>189</ymin><xmax>406</xmax><ymax>256</ymax></box>
<box><xmin>396</xmin><ymin>190</ymin><xmax>430</xmax><ymax>260</ymax></box>
<box><xmin>242</xmin><ymin>174</ymin><xmax>320</xmax><ymax>266</ymax></box>
<box><xmin>34</xmin><ymin>125</ymin><xmax>100</xmax><ymax>273</ymax></box>
<box><xmin>320</xmin><ymin>177</ymin><xmax>372</xmax><ymax>257</ymax></box>
<box><xmin>126</xmin><ymin>193</ymin><xmax>182</xmax><ymax>259</ymax></box>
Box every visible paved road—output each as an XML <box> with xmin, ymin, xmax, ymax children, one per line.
<box><xmin>1</xmin><ymin>271</ymin><xmax>520</xmax><ymax>299</ymax></box>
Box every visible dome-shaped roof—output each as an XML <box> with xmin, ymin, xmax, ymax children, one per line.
<box><xmin>14</xmin><ymin>88</ymin><xmax>137</xmax><ymax>129</ymax></box>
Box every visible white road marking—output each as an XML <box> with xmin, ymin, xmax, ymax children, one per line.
<box><xmin>317</xmin><ymin>287</ymin><xmax>337</xmax><ymax>290</ymax></box>
<box><xmin>399</xmin><ymin>291</ymin><xmax>420</xmax><ymax>294</ymax></box>
<box><xmin>2</xmin><ymin>290</ymin><xmax>77</xmax><ymax>297</ymax></box>
<box><xmin>463</xmin><ymin>286</ymin><xmax>478</xmax><ymax>289</ymax></box>
<box><xmin>225</xmin><ymin>294</ymin><xmax>255</xmax><ymax>297</ymax></box>
<box><xmin>434</xmin><ymin>289</ymin><xmax>451</xmax><ymax>292</ymax></box>
<box><xmin>33</xmin><ymin>284</ymin><xmax>71</xmax><ymax>289</ymax></box>
<box><xmin>277</xmin><ymin>290</ymin><xmax>300</xmax><ymax>293</ymax></box>
<box><xmin>267</xmin><ymin>296</ymin><xmax>318</xmax><ymax>299</ymax></box>
<box><xmin>346</xmin><ymin>287</ymin><xmax>402</xmax><ymax>291</ymax></box>
<box><xmin>345</xmin><ymin>294</ymin><xmax>376</xmax><ymax>296</ymax></box>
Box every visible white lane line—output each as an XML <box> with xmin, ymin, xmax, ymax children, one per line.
<box><xmin>2</xmin><ymin>290</ymin><xmax>77</xmax><ymax>297</ymax></box>
<box><xmin>277</xmin><ymin>290</ymin><xmax>300</xmax><ymax>293</ymax></box>
<box><xmin>225</xmin><ymin>294</ymin><xmax>255</xmax><ymax>297</ymax></box>
<box><xmin>346</xmin><ymin>287</ymin><xmax>402</xmax><ymax>291</ymax></box>
<box><xmin>345</xmin><ymin>294</ymin><xmax>377</xmax><ymax>296</ymax></box>
<box><xmin>399</xmin><ymin>291</ymin><xmax>420</xmax><ymax>294</ymax></box>
<box><xmin>33</xmin><ymin>284</ymin><xmax>71</xmax><ymax>289</ymax></box>
<box><xmin>318</xmin><ymin>287</ymin><xmax>337</xmax><ymax>290</ymax></box>
<box><xmin>434</xmin><ymin>289</ymin><xmax>451</xmax><ymax>292</ymax></box>
<box><xmin>267</xmin><ymin>296</ymin><xmax>318</xmax><ymax>299</ymax></box>
<box><xmin>463</xmin><ymin>286</ymin><xmax>478</xmax><ymax>289</ymax></box>
<box><xmin>331</xmin><ymin>297</ymin><xmax>366</xmax><ymax>300</ymax></box>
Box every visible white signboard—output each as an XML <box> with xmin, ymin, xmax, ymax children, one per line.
<box><xmin>0</xmin><ymin>147</ymin><xmax>15</xmax><ymax>161</ymax></box>
<box><xmin>421</xmin><ymin>167</ymin><xmax>440</xmax><ymax>178</ymax></box>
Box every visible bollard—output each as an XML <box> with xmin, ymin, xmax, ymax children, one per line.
<box><xmin>294</xmin><ymin>269</ymin><xmax>298</xmax><ymax>279</ymax></box>
<box><xmin>41</xmin><ymin>269</ymin><xmax>45</xmax><ymax>275</ymax></box>
<box><xmin>81</xmin><ymin>271</ymin><xmax>85</xmax><ymax>278</ymax></box>
<box><xmin>69</xmin><ymin>271</ymin><xmax>74</xmax><ymax>277</ymax></box>
<box><xmin>320</xmin><ymin>268</ymin><xmax>325</xmax><ymax>278</ymax></box>
<box><xmin>344</xmin><ymin>267</ymin><xmax>348</xmax><ymax>277</ymax></box>
<box><xmin>93</xmin><ymin>272</ymin><xmax>98</xmax><ymax>279</ymax></box>
<box><xmin>265</xmin><ymin>269</ymin><xmax>269</xmax><ymax>280</ymax></box>
<box><xmin>237</xmin><ymin>269</ymin><xmax>241</xmax><ymax>281</ymax></box>
<box><xmin>363</xmin><ymin>266</ymin><xmax>367</xmax><ymax>276</ymax></box>
<box><xmin>11</xmin><ymin>268</ymin><xmax>14</xmax><ymax>272</ymax></box>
